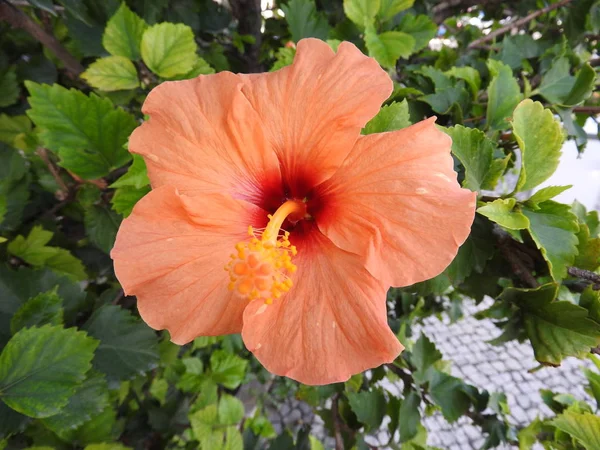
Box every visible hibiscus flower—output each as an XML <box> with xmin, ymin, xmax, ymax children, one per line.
<box><xmin>111</xmin><ymin>38</ymin><xmax>475</xmax><ymax>385</ymax></box>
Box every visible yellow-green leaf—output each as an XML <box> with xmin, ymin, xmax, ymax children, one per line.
<box><xmin>81</xmin><ymin>56</ymin><xmax>139</xmax><ymax>91</ymax></box>
<box><xmin>141</xmin><ymin>23</ymin><xmax>197</xmax><ymax>78</ymax></box>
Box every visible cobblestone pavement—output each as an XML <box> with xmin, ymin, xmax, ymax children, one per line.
<box><xmin>415</xmin><ymin>297</ymin><xmax>592</xmax><ymax>449</ymax></box>
<box><xmin>259</xmin><ymin>297</ymin><xmax>592</xmax><ymax>449</ymax></box>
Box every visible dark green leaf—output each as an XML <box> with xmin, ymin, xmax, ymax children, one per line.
<box><xmin>427</xmin><ymin>370</ymin><xmax>472</xmax><ymax>422</ymax></box>
<box><xmin>0</xmin><ymin>325</ymin><xmax>98</xmax><ymax>418</ymax></box>
<box><xmin>347</xmin><ymin>389</ymin><xmax>386</xmax><ymax>430</ymax></box>
<box><xmin>41</xmin><ymin>371</ymin><xmax>110</xmax><ymax>438</ymax></box>
<box><xmin>501</xmin><ymin>283</ymin><xmax>600</xmax><ymax>365</ymax></box>
<box><xmin>399</xmin><ymin>390</ymin><xmax>420</xmax><ymax>442</ymax></box>
<box><xmin>83</xmin><ymin>305</ymin><xmax>159</xmax><ymax>381</ymax></box>
<box><xmin>0</xmin><ymin>68</ymin><xmax>19</xmax><ymax>108</ymax></box>
<box><xmin>282</xmin><ymin>0</ymin><xmax>330</xmax><ymax>42</ymax></box>
<box><xmin>10</xmin><ymin>288</ymin><xmax>63</xmax><ymax>334</ymax></box>
<box><xmin>84</xmin><ymin>205</ymin><xmax>121</xmax><ymax>253</ymax></box>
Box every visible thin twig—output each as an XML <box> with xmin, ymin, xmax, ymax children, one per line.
<box><xmin>468</xmin><ymin>0</ymin><xmax>573</xmax><ymax>49</ymax></box>
<box><xmin>331</xmin><ymin>394</ymin><xmax>345</xmax><ymax>450</ymax></box>
<box><xmin>36</xmin><ymin>148</ymin><xmax>70</xmax><ymax>199</ymax></box>
<box><xmin>0</xmin><ymin>0</ymin><xmax>83</xmax><ymax>77</ymax></box>
<box><xmin>573</xmin><ymin>106</ymin><xmax>600</xmax><ymax>115</ymax></box>
<box><xmin>567</xmin><ymin>267</ymin><xmax>600</xmax><ymax>285</ymax></box>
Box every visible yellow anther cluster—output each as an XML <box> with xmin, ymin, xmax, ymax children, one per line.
<box><xmin>225</xmin><ymin>226</ymin><xmax>297</xmax><ymax>305</ymax></box>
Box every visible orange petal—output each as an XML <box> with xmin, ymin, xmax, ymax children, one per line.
<box><xmin>240</xmin><ymin>38</ymin><xmax>393</xmax><ymax>189</ymax></box>
<box><xmin>316</xmin><ymin>118</ymin><xmax>476</xmax><ymax>287</ymax></box>
<box><xmin>241</xmin><ymin>231</ymin><xmax>403</xmax><ymax>385</ymax></box>
<box><xmin>111</xmin><ymin>185</ymin><xmax>266</xmax><ymax>344</ymax></box>
<box><xmin>130</xmin><ymin>72</ymin><xmax>281</xmax><ymax>202</ymax></box>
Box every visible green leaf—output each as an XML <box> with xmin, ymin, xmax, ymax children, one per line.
<box><xmin>446</xmin><ymin>67</ymin><xmax>481</xmax><ymax>100</ymax></box>
<box><xmin>141</xmin><ymin>23</ymin><xmax>197</xmax><ymax>78</ymax></box>
<box><xmin>502</xmin><ymin>283</ymin><xmax>600</xmax><ymax>365</ymax></box>
<box><xmin>396</xmin><ymin>14</ymin><xmax>436</xmax><ymax>53</ymax></box>
<box><xmin>343</xmin><ymin>0</ymin><xmax>380</xmax><ymax>28</ymax></box>
<box><xmin>10</xmin><ymin>288</ymin><xmax>63</xmax><ymax>334</ymax></box>
<box><xmin>574</xmin><ymin>223</ymin><xmax>600</xmax><ymax>271</ymax></box>
<box><xmin>348</xmin><ymin>390</ymin><xmax>386</xmax><ymax>430</ymax></box>
<box><xmin>0</xmin><ymin>325</ymin><xmax>98</xmax><ymax>418</ymax></box>
<box><xmin>446</xmin><ymin>125</ymin><xmax>504</xmax><ymax>192</ymax></box>
<box><xmin>513</xmin><ymin>100</ymin><xmax>564</xmax><ymax>193</ymax></box>
<box><xmin>523</xmin><ymin>201</ymin><xmax>579</xmax><ymax>281</ymax></box>
<box><xmin>552</xmin><ymin>411</ymin><xmax>600</xmax><ymax>450</ymax></box>
<box><xmin>218</xmin><ymin>394</ymin><xmax>245</xmax><ymax>425</ymax></box>
<box><xmin>536</xmin><ymin>57</ymin><xmax>596</xmax><ymax>107</ymax></box>
<box><xmin>84</xmin><ymin>205</ymin><xmax>121</xmax><ymax>253</ymax></box>
<box><xmin>103</xmin><ymin>2</ymin><xmax>148</xmax><ymax>60</ymax></box>
<box><xmin>270</xmin><ymin>47</ymin><xmax>296</xmax><ymax>72</ymax></box>
<box><xmin>584</xmin><ymin>368</ymin><xmax>600</xmax><ymax>410</ymax></box>
<box><xmin>0</xmin><ymin>115</ymin><xmax>31</xmax><ymax>148</ymax></box>
<box><xmin>365</xmin><ymin>24</ymin><xmax>415</xmax><ymax>69</ymax></box>
<box><xmin>8</xmin><ymin>226</ymin><xmax>87</xmax><ymax>281</ymax></box>
<box><xmin>486</xmin><ymin>60</ymin><xmax>521</xmax><ymax>130</ymax></box>
<box><xmin>0</xmin><ymin>266</ymin><xmax>86</xmax><ymax>348</ymax></box>
<box><xmin>25</xmin><ymin>82</ymin><xmax>136</xmax><ymax>179</ymax></box>
<box><xmin>0</xmin><ymin>68</ymin><xmax>19</xmax><ymax>108</ymax></box>
<box><xmin>580</xmin><ymin>287</ymin><xmax>600</xmax><ymax>324</ymax></box>
<box><xmin>111</xmin><ymin>185</ymin><xmax>150</xmax><ymax>218</ymax></box>
<box><xmin>64</xmin><ymin>406</ymin><xmax>118</xmax><ymax>445</ymax></box>
<box><xmin>526</xmin><ymin>185</ymin><xmax>572</xmax><ymax>207</ymax></box>
<box><xmin>518</xmin><ymin>418</ymin><xmax>542</xmax><ymax>450</ymax></box>
<box><xmin>377</xmin><ymin>0</ymin><xmax>414</xmax><ymax>22</ymax></box>
<box><xmin>81</xmin><ymin>56</ymin><xmax>139</xmax><ymax>91</ymax></box>
<box><xmin>85</xmin><ymin>444</ymin><xmax>132</xmax><ymax>450</ymax></box>
<box><xmin>149</xmin><ymin>377</ymin><xmax>168</xmax><ymax>405</ymax></box>
<box><xmin>0</xmin><ymin>144</ymin><xmax>30</xmax><ymax>232</ymax></box>
<box><xmin>282</xmin><ymin>0</ymin><xmax>330</xmax><ymax>42</ymax></box>
<box><xmin>420</xmin><ymin>82</ymin><xmax>469</xmax><ymax>115</ymax></box>
<box><xmin>83</xmin><ymin>305</ymin><xmax>159</xmax><ymax>381</ymax></box>
<box><xmin>169</xmin><ymin>55</ymin><xmax>215</xmax><ymax>80</ymax></box>
<box><xmin>446</xmin><ymin>217</ymin><xmax>495</xmax><ymax>284</ymax></box>
<box><xmin>411</xmin><ymin>333</ymin><xmax>442</xmax><ymax>383</ymax></box>
<box><xmin>210</xmin><ymin>350</ymin><xmax>248</xmax><ymax>390</ymax></box>
<box><xmin>363</xmin><ymin>100</ymin><xmax>411</xmax><ymax>134</ymax></box>
<box><xmin>41</xmin><ymin>372</ymin><xmax>110</xmax><ymax>439</ymax></box>
<box><xmin>427</xmin><ymin>371</ymin><xmax>472</xmax><ymax>422</ymax></box>
<box><xmin>477</xmin><ymin>199</ymin><xmax>529</xmax><ymax>230</ymax></box>
<box><xmin>399</xmin><ymin>390</ymin><xmax>420</xmax><ymax>442</ymax></box>
<box><xmin>110</xmin><ymin>154</ymin><xmax>150</xmax><ymax>189</ymax></box>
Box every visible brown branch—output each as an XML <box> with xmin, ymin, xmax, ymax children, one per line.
<box><xmin>331</xmin><ymin>394</ymin><xmax>345</xmax><ymax>450</ymax></box>
<box><xmin>573</xmin><ymin>106</ymin><xmax>600</xmax><ymax>115</ymax></box>
<box><xmin>229</xmin><ymin>0</ymin><xmax>263</xmax><ymax>73</ymax></box>
<box><xmin>36</xmin><ymin>148</ymin><xmax>70</xmax><ymax>200</ymax></box>
<box><xmin>467</xmin><ymin>0</ymin><xmax>574</xmax><ymax>49</ymax></box>
<box><xmin>567</xmin><ymin>267</ymin><xmax>600</xmax><ymax>286</ymax></box>
<box><xmin>493</xmin><ymin>227</ymin><xmax>539</xmax><ymax>288</ymax></box>
<box><xmin>0</xmin><ymin>1</ymin><xmax>83</xmax><ymax>77</ymax></box>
